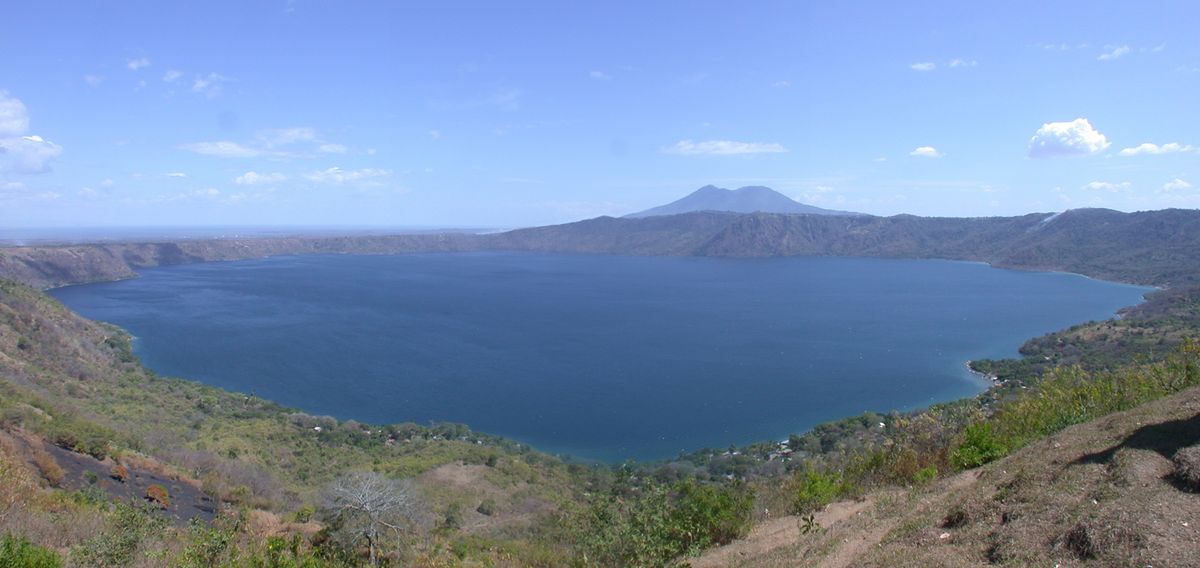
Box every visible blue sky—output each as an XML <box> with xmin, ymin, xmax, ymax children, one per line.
<box><xmin>2</xmin><ymin>1</ymin><xmax>1198</xmax><ymax>228</ymax></box>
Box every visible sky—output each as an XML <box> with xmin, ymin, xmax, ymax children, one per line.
<box><xmin>2</xmin><ymin>1</ymin><xmax>1199</xmax><ymax>229</ymax></box>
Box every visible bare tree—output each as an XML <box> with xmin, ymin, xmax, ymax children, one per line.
<box><xmin>320</xmin><ymin>471</ymin><xmax>419</xmax><ymax>566</ymax></box>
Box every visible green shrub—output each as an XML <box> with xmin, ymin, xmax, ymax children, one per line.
<box><xmin>949</xmin><ymin>422</ymin><xmax>1009</xmax><ymax>470</ymax></box>
<box><xmin>668</xmin><ymin>479</ymin><xmax>755</xmax><ymax>551</ymax></box>
<box><xmin>569</xmin><ymin>477</ymin><xmax>755</xmax><ymax>566</ymax></box>
<box><xmin>912</xmin><ymin>465</ymin><xmax>938</xmax><ymax>485</ymax></box>
<box><xmin>476</xmin><ymin>498</ymin><xmax>496</xmax><ymax>516</ymax></box>
<box><xmin>70</xmin><ymin>502</ymin><xmax>167</xmax><ymax>567</ymax></box>
<box><xmin>791</xmin><ymin>467</ymin><xmax>853</xmax><ymax>514</ymax></box>
<box><xmin>179</xmin><ymin>519</ymin><xmax>236</xmax><ymax>568</ymax></box>
<box><xmin>293</xmin><ymin>503</ymin><xmax>316</xmax><ymax>523</ymax></box>
<box><xmin>0</xmin><ymin>534</ymin><xmax>62</xmax><ymax>568</ymax></box>
<box><xmin>948</xmin><ymin>341</ymin><xmax>1200</xmax><ymax>473</ymax></box>
<box><xmin>70</xmin><ymin>485</ymin><xmax>109</xmax><ymax>507</ymax></box>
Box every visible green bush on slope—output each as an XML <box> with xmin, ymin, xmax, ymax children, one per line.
<box><xmin>568</xmin><ymin>476</ymin><xmax>755</xmax><ymax>567</ymax></box>
<box><xmin>951</xmin><ymin>340</ymin><xmax>1200</xmax><ymax>470</ymax></box>
<box><xmin>0</xmin><ymin>535</ymin><xmax>62</xmax><ymax>568</ymax></box>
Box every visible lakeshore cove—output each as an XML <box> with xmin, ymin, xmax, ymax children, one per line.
<box><xmin>50</xmin><ymin>252</ymin><xmax>1151</xmax><ymax>462</ymax></box>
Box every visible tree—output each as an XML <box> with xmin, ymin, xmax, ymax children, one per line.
<box><xmin>320</xmin><ymin>471</ymin><xmax>418</xmax><ymax>566</ymax></box>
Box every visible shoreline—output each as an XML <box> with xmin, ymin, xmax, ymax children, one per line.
<box><xmin>39</xmin><ymin>252</ymin><xmax>1154</xmax><ymax>465</ymax></box>
<box><xmin>964</xmin><ymin>360</ymin><xmax>1001</xmax><ymax>386</ymax></box>
<box><xmin>3</xmin><ymin>223</ymin><xmax>1171</xmax><ymax>464</ymax></box>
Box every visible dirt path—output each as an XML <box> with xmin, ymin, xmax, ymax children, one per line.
<box><xmin>693</xmin><ymin>470</ymin><xmax>982</xmax><ymax>568</ymax></box>
<box><xmin>691</xmin><ymin>497</ymin><xmax>873</xmax><ymax>568</ymax></box>
<box><xmin>820</xmin><ymin>469</ymin><xmax>982</xmax><ymax>568</ymax></box>
<box><xmin>819</xmin><ymin>470</ymin><xmax>980</xmax><ymax>568</ymax></box>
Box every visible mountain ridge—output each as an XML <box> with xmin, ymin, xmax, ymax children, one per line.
<box><xmin>2</xmin><ymin>207</ymin><xmax>1200</xmax><ymax>290</ymax></box>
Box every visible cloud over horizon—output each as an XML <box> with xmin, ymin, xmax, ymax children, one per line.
<box><xmin>1082</xmin><ymin>180</ymin><xmax>1131</xmax><ymax>192</ymax></box>
<box><xmin>1162</xmin><ymin>178</ymin><xmax>1193</xmax><ymax>192</ymax></box>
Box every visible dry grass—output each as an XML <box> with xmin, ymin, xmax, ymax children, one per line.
<box><xmin>0</xmin><ymin>429</ymin><xmax>108</xmax><ymax>553</ymax></box>
<box><xmin>698</xmin><ymin>386</ymin><xmax>1200</xmax><ymax>567</ymax></box>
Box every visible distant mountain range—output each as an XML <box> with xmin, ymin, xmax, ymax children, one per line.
<box><xmin>4</xmin><ymin>203</ymin><xmax>1200</xmax><ymax>291</ymax></box>
<box><xmin>492</xmin><ymin>207</ymin><xmax>1200</xmax><ymax>287</ymax></box>
<box><xmin>625</xmin><ymin>185</ymin><xmax>863</xmax><ymax>218</ymax></box>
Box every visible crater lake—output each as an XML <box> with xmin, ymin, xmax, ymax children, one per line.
<box><xmin>50</xmin><ymin>253</ymin><xmax>1152</xmax><ymax>462</ymax></box>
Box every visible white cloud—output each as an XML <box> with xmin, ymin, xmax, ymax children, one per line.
<box><xmin>163</xmin><ymin>69</ymin><xmax>183</xmax><ymax>83</ymax></box>
<box><xmin>909</xmin><ymin>146</ymin><xmax>944</xmax><ymax>158</ymax></box>
<box><xmin>179</xmin><ymin>141</ymin><xmax>261</xmax><ymax>158</ymax></box>
<box><xmin>663</xmin><ymin>139</ymin><xmax>787</xmax><ymax>156</ymax></box>
<box><xmin>192</xmin><ymin>72</ymin><xmax>230</xmax><ymax>97</ymax></box>
<box><xmin>0</xmin><ymin>90</ymin><xmax>29</xmax><ymax>137</ymax></box>
<box><xmin>0</xmin><ymin>135</ymin><xmax>63</xmax><ymax>173</ymax></box>
<box><xmin>257</xmin><ymin>127</ymin><xmax>315</xmax><ymax>147</ymax></box>
<box><xmin>0</xmin><ymin>91</ymin><xmax>63</xmax><ymax>173</ymax></box>
<box><xmin>589</xmin><ymin>70</ymin><xmax>612</xmax><ymax>80</ymax></box>
<box><xmin>773</xmin><ymin>80</ymin><xmax>791</xmax><ymax>88</ymax></box>
<box><xmin>305</xmin><ymin>167</ymin><xmax>391</xmax><ymax>184</ymax></box>
<box><xmin>910</xmin><ymin>62</ymin><xmax>936</xmax><ymax>72</ymax></box>
<box><xmin>1118</xmin><ymin>142</ymin><xmax>1195</xmax><ymax>156</ymax></box>
<box><xmin>83</xmin><ymin>74</ymin><xmax>104</xmax><ymax>87</ymax></box>
<box><xmin>1028</xmin><ymin>118</ymin><xmax>1110</xmax><ymax>158</ymax></box>
<box><xmin>165</xmin><ymin>172</ymin><xmax>187</xmax><ymax>178</ymax></box>
<box><xmin>183</xmin><ymin>128</ymin><xmax>345</xmax><ymax>159</ymax></box>
<box><xmin>1098</xmin><ymin>45</ymin><xmax>1130</xmax><ymax>61</ymax></box>
<box><xmin>1082</xmin><ymin>181</ymin><xmax>1131</xmax><ymax>191</ymax></box>
<box><xmin>126</xmin><ymin>57</ymin><xmax>151</xmax><ymax>71</ymax></box>
<box><xmin>235</xmin><ymin>171</ymin><xmax>287</xmax><ymax>185</ymax></box>
<box><xmin>1161</xmin><ymin>178</ymin><xmax>1193</xmax><ymax>192</ymax></box>
<box><xmin>949</xmin><ymin>58</ymin><xmax>978</xmax><ymax>68</ymax></box>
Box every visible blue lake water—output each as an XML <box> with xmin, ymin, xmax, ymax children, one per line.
<box><xmin>50</xmin><ymin>253</ymin><xmax>1152</xmax><ymax>462</ymax></box>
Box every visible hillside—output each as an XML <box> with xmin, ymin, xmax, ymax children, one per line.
<box><xmin>0</xmin><ymin>277</ymin><xmax>596</xmax><ymax>565</ymax></box>
<box><xmin>625</xmin><ymin>185</ymin><xmax>863</xmax><ymax>218</ymax></box>
<box><xmin>696</xmin><ymin>379</ymin><xmax>1200</xmax><ymax>567</ymax></box>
